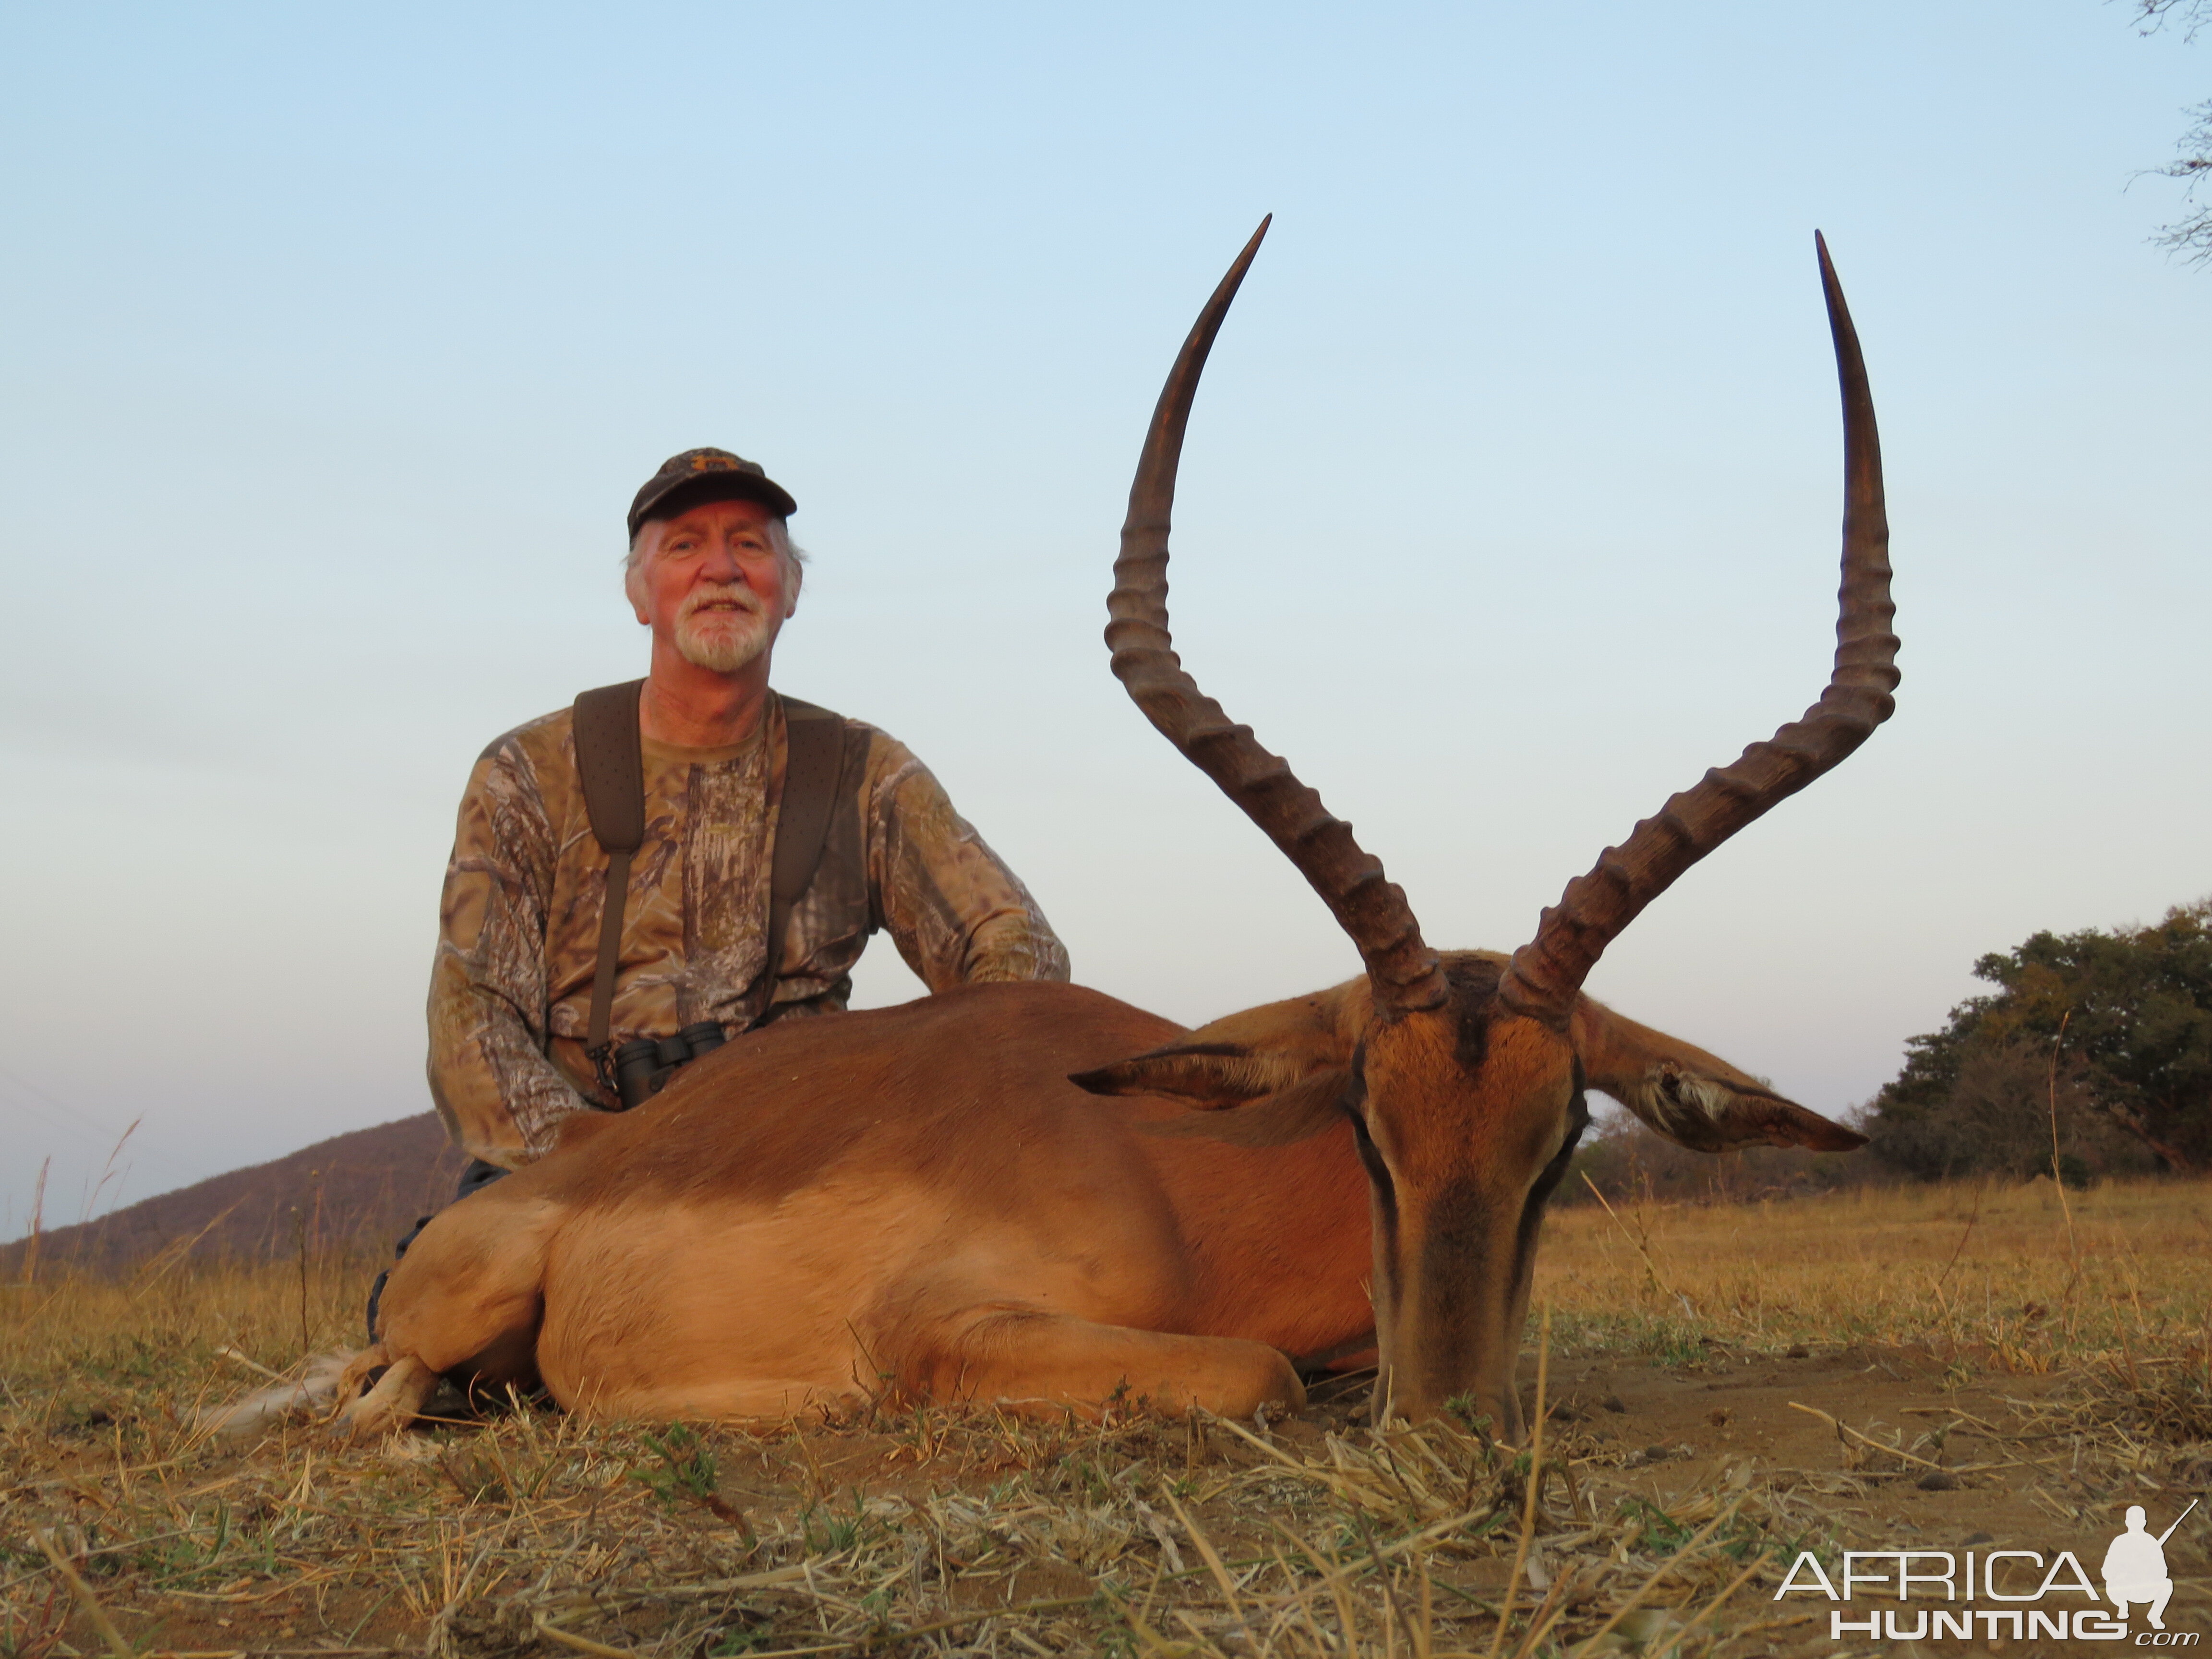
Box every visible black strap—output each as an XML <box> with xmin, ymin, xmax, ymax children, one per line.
<box><xmin>570</xmin><ymin>685</ymin><xmax>847</xmax><ymax>1070</ymax></box>
<box><xmin>766</xmin><ymin>699</ymin><xmax>846</xmax><ymax>999</ymax></box>
<box><xmin>573</xmin><ymin>680</ymin><xmax>646</xmax><ymax>1063</ymax></box>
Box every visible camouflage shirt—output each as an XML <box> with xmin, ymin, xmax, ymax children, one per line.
<box><xmin>429</xmin><ymin>693</ymin><xmax>1070</xmax><ymax>1166</ymax></box>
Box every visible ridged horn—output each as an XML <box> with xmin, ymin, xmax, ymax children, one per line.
<box><xmin>1106</xmin><ymin>217</ymin><xmax>1449</xmax><ymax>1019</ymax></box>
<box><xmin>1499</xmin><ymin>232</ymin><xmax>1899</xmax><ymax>1030</ymax></box>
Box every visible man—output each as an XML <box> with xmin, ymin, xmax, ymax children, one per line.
<box><xmin>428</xmin><ymin>447</ymin><xmax>1070</xmax><ymax>1172</ymax></box>
<box><xmin>2102</xmin><ymin>1505</ymin><xmax>2175</xmax><ymax>1630</ymax></box>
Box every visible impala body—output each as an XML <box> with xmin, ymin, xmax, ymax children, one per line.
<box><xmin>338</xmin><ymin>224</ymin><xmax>1893</xmax><ymax>1436</ymax></box>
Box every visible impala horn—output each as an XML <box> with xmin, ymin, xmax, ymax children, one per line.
<box><xmin>1106</xmin><ymin>216</ymin><xmax>1450</xmax><ymax>1020</ymax></box>
<box><xmin>1498</xmin><ymin>232</ymin><xmax>1899</xmax><ymax>1030</ymax></box>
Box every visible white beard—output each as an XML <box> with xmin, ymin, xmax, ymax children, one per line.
<box><xmin>673</xmin><ymin>585</ymin><xmax>774</xmax><ymax>673</ymax></box>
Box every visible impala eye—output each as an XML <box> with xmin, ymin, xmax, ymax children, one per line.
<box><xmin>1348</xmin><ymin>1110</ymin><xmax>1393</xmax><ymax>1194</ymax></box>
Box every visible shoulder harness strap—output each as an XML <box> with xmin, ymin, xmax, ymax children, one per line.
<box><xmin>572</xmin><ymin>680</ymin><xmax>647</xmax><ymax>1067</ymax></box>
<box><xmin>572</xmin><ymin>685</ymin><xmax>850</xmax><ymax>1066</ymax></box>
<box><xmin>764</xmin><ymin>697</ymin><xmax>848</xmax><ymax>1001</ymax></box>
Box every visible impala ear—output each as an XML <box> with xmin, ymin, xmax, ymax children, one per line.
<box><xmin>1570</xmin><ymin>998</ymin><xmax>1867</xmax><ymax>1155</ymax></box>
<box><xmin>1070</xmin><ymin>1046</ymin><xmax>1356</xmax><ymax>1149</ymax></box>
<box><xmin>1071</xmin><ymin>987</ymin><xmax>1357</xmax><ymax>1109</ymax></box>
<box><xmin>1070</xmin><ymin>1043</ymin><xmax>1306</xmax><ymax>1107</ymax></box>
<box><xmin>1138</xmin><ymin>1068</ymin><xmax>1356</xmax><ymax>1148</ymax></box>
<box><xmin>1072</xmin><ymin>989</ymin><xmax>1361</xmax><ymax>1148</ymax></box>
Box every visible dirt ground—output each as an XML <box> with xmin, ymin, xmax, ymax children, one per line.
<box><xmin>5</xmin><ymin>1178</ymin><xmax>2208</xmax><ymax>1658</ymax></box>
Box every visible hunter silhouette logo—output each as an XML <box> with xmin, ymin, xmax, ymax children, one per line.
<box><xmin>1776</xmin><ymin>1497</ymin><xmax>2199</xmax><ymax>1643</ymax></box>
<box><xmin>2106</xmin><ymin>1501</ymin><xmax>2196</xmax><ymax>1632</ymax></box>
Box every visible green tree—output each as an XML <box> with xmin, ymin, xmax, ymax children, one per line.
<box><xmin>1869</xmin><ymin>899</ymin><xmax>2212</xmax><ymax>1178</ymax></box>
<box><xmin>2128</xmin><ymin>0</ymin><xmax>2212</xmax><ymax>261</ymax></box>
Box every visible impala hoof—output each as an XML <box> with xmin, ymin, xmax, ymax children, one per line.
<box><xmin>329</xmin><ymin>1354</ymin><xmax>439</xmax><ymax>1441</ymax></box>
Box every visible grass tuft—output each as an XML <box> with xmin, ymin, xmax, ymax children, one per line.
<box><xmin>3</xmin><ymin>1177</ymin><xmax>2207</xmax><ymax>1657</ymax></box>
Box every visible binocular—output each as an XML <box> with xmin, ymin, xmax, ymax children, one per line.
<box><xmin>612</xmin><ymin>1021</ymin><xmax>728</xmax><ymax>1111</ymax></box>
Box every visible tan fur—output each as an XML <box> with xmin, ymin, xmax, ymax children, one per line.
<box><xmin>332</xmin><ymin>1353</ymin><xmax>440</xmax><ymax>1441</ymax></box>
<box><xmin>363</xmin><ymin>983</ymin><xmax>1356</xmax><ymax>1429</ymax></box>
<box><xmin>1082</xmin><ymin>954</ymin><xmax>1860</xmax><ymax>1431</ymax></box>
<box><xmin>362</xmin><ymin>968</ymin><xmax>1856</xmax><ymax>1435</ymax></box>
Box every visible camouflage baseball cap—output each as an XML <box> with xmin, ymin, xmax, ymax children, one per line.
<box><xmin>627</xmin><ymin>448</ymin><xmax>798</xmax><ymax>538</ymax></box>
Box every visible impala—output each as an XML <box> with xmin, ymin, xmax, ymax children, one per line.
<box><xmin>333</xmin><ymin>223</ymin><xmax>1891</xmax><ymax>1439</ymax></box>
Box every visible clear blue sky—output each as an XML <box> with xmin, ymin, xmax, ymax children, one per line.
<box><xmin>1</xmin><ymin>1</ymin><xmax>2205</xmax><ymax>1235</ymax></box>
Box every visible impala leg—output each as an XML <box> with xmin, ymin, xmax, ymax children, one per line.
<box><xmin>339</xmin><ymin>1186</ymin><xmax>561</xmax><ymax>1436</ymax></box>
<box><xmin>914</xmin><ymin>1311</ymin><xmax>1306</xmax><ymax>1420</ymax></box>
<box><xmin>331</xmin><ymin>1353</ymin><xmax>440</xmax><ymax>1441</ymax></box>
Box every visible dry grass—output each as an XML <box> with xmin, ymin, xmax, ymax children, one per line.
<box><xmin>1540</xmin><ymin>1172</ymin><xmax>2212</xmax><ymax>1366</ymax></box>
<box><xmin>4</xmin><ymin>1177</ymin><xmax>2208</xmax><ymax>1659</ymax></box>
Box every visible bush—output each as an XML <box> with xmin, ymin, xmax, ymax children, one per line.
<box><xmin>1867</xmin><ymin>900</ymin><xmax>2212</xmax><ymax>1179</ymax></box>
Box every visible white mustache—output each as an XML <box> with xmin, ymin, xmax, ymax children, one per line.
<box><xmin>677</xmin><ymin>583</ymin><xmax>768</xmax><ymax>625</ymax></box>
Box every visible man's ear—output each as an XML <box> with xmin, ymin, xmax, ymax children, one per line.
<box><xmin>1570</xmin><ymin>997</ymin><xmax>1867</xmax><ymax>1154</ymax></box>
<box><xmin>1069</xmin><ymin>986</ymin><xmax>1359</xmax><ymax>1147</ymax></box>
<box><xmin>626</xmin><ymin>529</ymin><xmax>655</xmax><ymax>625</ymax></box>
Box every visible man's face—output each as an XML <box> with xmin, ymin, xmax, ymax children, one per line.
<box><xmin>628</xmin><ymin>497</ymin><xmax>801</xmax><ymax>676</ymax></box>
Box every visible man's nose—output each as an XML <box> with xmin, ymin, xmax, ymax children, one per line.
<box><xmin>697</xmin><ymin>539</ymin><xmax>746</xmax><ymax>582</ymax></box>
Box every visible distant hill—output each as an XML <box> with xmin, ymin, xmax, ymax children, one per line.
<box><xmin>0</xmin><ymin>1114</ymin><xmax>468</xmax><ymax>1278</ymax></box>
